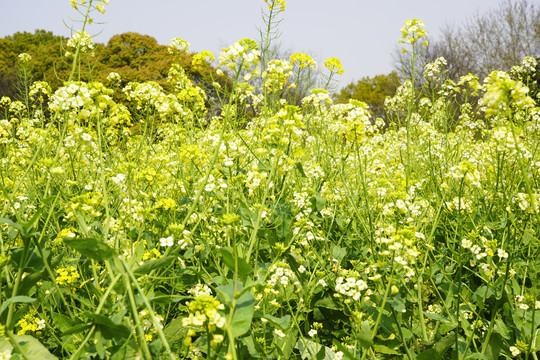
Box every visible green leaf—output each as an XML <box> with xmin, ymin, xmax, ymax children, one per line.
<box><xmin>134</xmin><ymin>256</ymin><xmax>175</xmax><ymax>275</ymax></box>
<box><xmin>0</xmin><ymin>218</ymin><xmax>22</xmax><ymax>233</ymax></box>
<box><xmin>295</xmin><ymin>162</ymin><xmax>307</xmax><ymax>177</ymax></box>
<box><xmin>417</xmin><ymin>332</ymin><xmax>456</xmax><ymax>360</ymax></box>
<box><xmin>423</xmin><ymin>311</ymin><xmax>454</xmax><ymax>323</ymax></box>
<box><xmin>0</xmin><ymin>296</ymin><xmax>35</xmax><ymax>317</ymax></box>
<box><xmin>463</xmin><ymin>354</ymin><xmax>488</xmax><ymax>360</ymax></box>
<box><xmin>50</xmin><ymin>312</ymin><xmax>82</xmax><ymax>333</ymax></box>
<box><xmin>9</xmin><ymin>247</ymin><xmax>47</xmax><ymax>272</ymax></box>
<box><xmin>372</xmin><ymin>344</ymin><xmax>400</xmax><ymax>355</ymax></box>
<box><xmin>20</xmin><ymin>208</ymin><xmax>43</xmax><ymax>236</ymax></box>
<box><xmin>218</xmin><ymin>248</ymin><xmax>252</xmax><ymax>276</ymax></box>
<box><xmin>163</xmin><ymin>317</ymin><xmax>188</xmax><ymax>347</ymax></box>
<box><xmin>416</xmin><ymin>349</ymin><xmax>438</xmax><ymax>360</ymax></box>
<box><xmin>253</xmin><ymin>311</ymin><xmax>290</xmax><ymax>330</ymax></box>
<box><xmin>332</xmin><ymin>246</ymin><xmax>347</xmax><ymax>264</ymax></box>
<box><xmin>63</xmin><ymin>237</ymin><xmax>116</xmax><ymax>261</ymax></box>
<box><xmin>296</xmin><ymin>338</ymin><xmax>336</xmax><ymax>360</ymax></box>
<box><xmin>484</xmin><ymin>333</ymin><xmax>502</xmax><ymax>360</ymax></box>
<box><xmin>311</xmin><ymin>195</ymin><xmax>326</xmax><ymax>212</ymax></box>
<box><xmin>314</xmin><ymin>295</ymin><xmax>340</xmax><ymax>310</ymax></box>
<box><xmin>62</xmin><ymin>324</ymin><xmax>92</xmax><ymax>336</ymax></box>
<box><xmin>7</xmin><ymin>334</ymin><xmax>58</xmax><ymax>359</ymax></box>
<box><xmin>85</xmin><ymin>313</ymin><xmax>130</xmax><ymax>339</ymax></box>
<box><xmin>357</xmin><ymin>320</ymin><xmax>373</xmax><ymax>348</ymax></box>
<box><xmin>275</xmin><ymin>327</ymin><xmax>298</xmax><ymax>359</ymax></box>
<box><xmin>273</xmin><ymin>202</ymin><xmax>292</xmax><ymax>242</ymax></box>
<box><xmin>217</xmin><ymin>282</ymin><xmax>255</xmax><ymax>338</ymax></box>
<box><xmin>494</xmin><ymin>318</ymin><xmax>511</xmax><ymax>340</ymax></box>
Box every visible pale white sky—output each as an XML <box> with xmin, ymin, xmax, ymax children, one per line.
<box><xmin>1</xmin><ymin>0</ymin><xmax>506</xmax><ymax>86</ymax></box>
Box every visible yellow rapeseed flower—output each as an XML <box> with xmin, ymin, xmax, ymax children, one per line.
<box><xmin>323</xmin><ymin>57</ymin><xmax>345</xmax><ymax>75</ymax></box>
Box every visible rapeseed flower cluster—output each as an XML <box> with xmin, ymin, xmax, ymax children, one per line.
<box><xmin>399</xmin><ymin>18</ymin><xmax>428</xmax><ymax>47</ymax></box>
<box><xmin>65</xmin><ymin>31</ymin><xmax>94</xmax><ymax>57</ymax></box>
<box><xmin>2</xmin><ymin>7</ymin><xmax>540</xmax><ymax>357</ymax></box>
<box><xmin>17</xmin><ymin>314</ymin><xmax>46</xmax><ymax>335</ymax></box>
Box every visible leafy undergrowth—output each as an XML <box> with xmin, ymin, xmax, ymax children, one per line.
<box><xmin>1</xmin><ymin>1</ymin><xmax>539</xmax><ymax>359</ymax></box>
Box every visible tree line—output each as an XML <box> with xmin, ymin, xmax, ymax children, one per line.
<box><xmin>0</xmin><ymin>30</ymin><xmax>224</xmax><ymax>100</ymax></box>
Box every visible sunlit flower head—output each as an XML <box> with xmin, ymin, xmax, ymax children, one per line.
<box><xmin>399</xmin><ymin>18</ymin><xmax>428</xmax><ymax>47</ymax></box>
<box><xmin>323</xmin><ymin>57</ymin><xmax>345</xmax><ymax>75</ymax></box>
<box><xmin>290</xmin><ymin>52</ymin><xmax>317</xmax><ymax>71</ymax></box>
<box><xmin>264</xmin><ymin>0</ymin><xmax>286</xmax><ymax>12</ymax></box>
<box><xmin>18</xmin><ymin>53</ymin><xmax>32</xmax><ymax>63</ymax></box>
<box><xmin>169</xmin><ymin>37</ymin><xmax>190</xmax><ymax>54</ymax></box>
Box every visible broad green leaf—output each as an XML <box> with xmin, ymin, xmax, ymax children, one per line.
<box><xmin>134</xmin><ymin>255</ymin><xmax>175</xmax><ymax>275</ymax></box>
<box><xmin>484</xmin><ymin>333</ymin><xmax>502</xmax><ymax>360</ymax></box>
<box><xmin>85</xmin><ymin>313</ymin><xmax>130</xmax><ymax>339</ymax></box>
<box><xmin>63</xmin><ymin>237</ymin><xmax>116</xmax><ymax>260</ymax></box>
<box><xmin>273</xmin><ymin>202</ymin><xmax>292</xmax><ymax>242</ymax></box>
<box><xmin>463</xmin><ymin>354</ymin><xmax>488</xmax><ymax>360</ymax></box>
<box><xmin>332</xmin><ymin>246</ymin><xmax>347</xmax><ymax>263</ymax></box>
<box><xmin>372</xmin><ymin>344</ymin><xmax>400</xmax><ymax>355</ymax></box>
<box><xmin>296</xmin><ymin>338</ymin><xmax>336</xmax><ymax>360</ymax></box>
<box><xmin>218</xmin><ymin>248</ymin><xmax>252</xmax><ymax>276</ymax></box>
<box><xmin>416</xmin><ymin>349</ymin><xmax>438</xmax><ymax>360</ymax></box>
<box><xmin>314</xmin><ymin>296</ymin><xmax>341</xmax><ymax>310</ymax></box>
<box><xmin>0</xmin><ymin>218</ymin><xmax>22</xmax><ymax>232</ymax></box>
<box><xmin>423</xmin><ymin>311</ymin><xmax>453</xmax><ymax>323</ymax></box>
<box><xmin>20</xmin><ymin>208</ymin><xmax>43</xmax><ymax>236</ymax></box>
<box><xmin>50</xmin><ymin>312</ymin><xmax>82</xmax><ymax>333</ymax></box>
<box><xmin>217</xmin><ymin>282</ymin><xmax>255</xmax><ymax>338</ymax></box>
<box><xmin>253</xmin><ymin>311</ymin><xmax>290</xmax><ymax>330</ymax></box>
<box><xmin>275</xmin><ymin>327</ymin><xmax>298</xmax><ymax>359</ymax></box>
<box><xmin>494</xmin><ymin>318</ymin><xmax>511</xmax><ymax>340</ymax></box>
<box><xmin>7</xmin><ymin>334</ymin><xmax>58</xmax><ymax>359</ymax></box>
<box><xmin>356</xmin><ymin>320</ymin><xmax>373</xmax><ymax>348</ymax></box>
<box><xmin>417</xmin><ymin>332</ymin><xmax>456</xmax><ymax>360</ymax></box>
<box><xmin>0</xmin><ymin>296</ymin><xmax>35</xmax><ymax>317</ymax></box>
<box><xmin>62</xmin><ymin>324</ymin><xmax>92</xmax><ymax>336</ymax></box>
<box><xmin>10</xmin><ymin>247</ymin><xmax>48</xmax><ymax>272</ymax></box>
<box><xmin>311</xmin><ymin>195</ymin><xmax>326</xmax><ymax>212</ymax></box>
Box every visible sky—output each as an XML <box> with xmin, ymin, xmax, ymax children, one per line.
<box><xmin>0</xmin><ymin>0</ymin><xmax>506</xmax><ymax>87</ymax></box>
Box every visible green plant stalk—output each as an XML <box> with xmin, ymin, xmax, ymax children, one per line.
<box><xmin>245</xmin><ymin>154</ymin><xmax>279</xmax><ymax>263</ymax></box>
<box><xmin>121</xmin><ymin>257</ymin><xmax>176</xmax><ymax>360</ymax></box>
<box><xmin>120</xmin><ymin>260</ymin><xmax>153</xmax><ymax>360</ymax></box>
<box><xmin>5</xmin><ymin>237</ymin><xmax>31</xmax><ymax>330</ymax></box>
<box><xmin>69</xmin><ymin>273</ymin><xmax>122</xmax><ymax>360</ymax></box>
<box><xmin>525</xmin><ymin>259</ymin><xmax>537</xmax><ymax>360</ymax></box>
<box><xmin>479</xmin><ymin>226</ymin><xmax>512</xmax><ymax>357</ymax></box>
<box><xmin>284</xmin><ymin>293</ymin><xmax>317</xmax><ymax>359</ymax></box>
<box><xmin>390</xmin><ymin>305</ymin><xmax>414</xmax><ymax>360</ymax></box>
<box><xmin>68</xmin><ymin>0</ymin><xmax>93</xmax><ymax>82</ymax></box>
<box><xmin>362</xmin><ymin>262</ymin><xmax>395</xmax><ymax>360</ymax></box>
<box><xmin>28</xmin><ymin>195</ymin><xmax>76</xmax><ymax>319</ymax></box>
<box><xmin>170</xmin><ymin>64</ymin><xmax>243</xmax><ymax>251</ymax></box>
<box><xmin>416</xmin><ymin>274</ymin><xmax>429</xmax><ymax>341</ymax></box>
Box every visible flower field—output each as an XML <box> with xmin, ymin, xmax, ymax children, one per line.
<box><xmin>1</xmin><ymin>1</ymin><xmax>539</xmax><ymax>359</ymax></box>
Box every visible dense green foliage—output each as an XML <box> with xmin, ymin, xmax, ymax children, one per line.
<box><xmin>334</xmin><ymin>71</ymin><xmax>400</xmax><ymax>119</ymax></box>
<box><xmin>0</xmin><ymin>30</ymin><xmax>224</xmax><ymax>101</ymax></box>
<box><xmin>1</xmin><ymin>1</ymin><xmax>540</xmax><ymax>360</ymax></box>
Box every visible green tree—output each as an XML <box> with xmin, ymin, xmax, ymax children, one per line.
<box><xmin>0</xmin><ymin>38</ymin><xmax>17</xmax><ymax>98</ymax></box>
<box><xmin>0</xmin><ymin>30</ymin><xmax>70</xmax><ymax>97</ymax></box>
<box><xmin>334</xmin><ymin>71</ymin><xmax>400</xmax><ymax>119</ymax></box>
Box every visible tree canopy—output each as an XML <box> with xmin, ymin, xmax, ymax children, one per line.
<box><xmin>0</xmin><ymin>30</ymin><xmax>224</xmax><ymax>100</ymax></box>
<box><xmin>334</xmin><ymin>71</ymin><xmax>400</xmax><ymax>119</ymax></box>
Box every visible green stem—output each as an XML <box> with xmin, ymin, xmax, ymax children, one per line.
<box><xmin>6</xmin><ymin>239</ymin><xmax>31</xmax><ymax>330</ymax></box>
